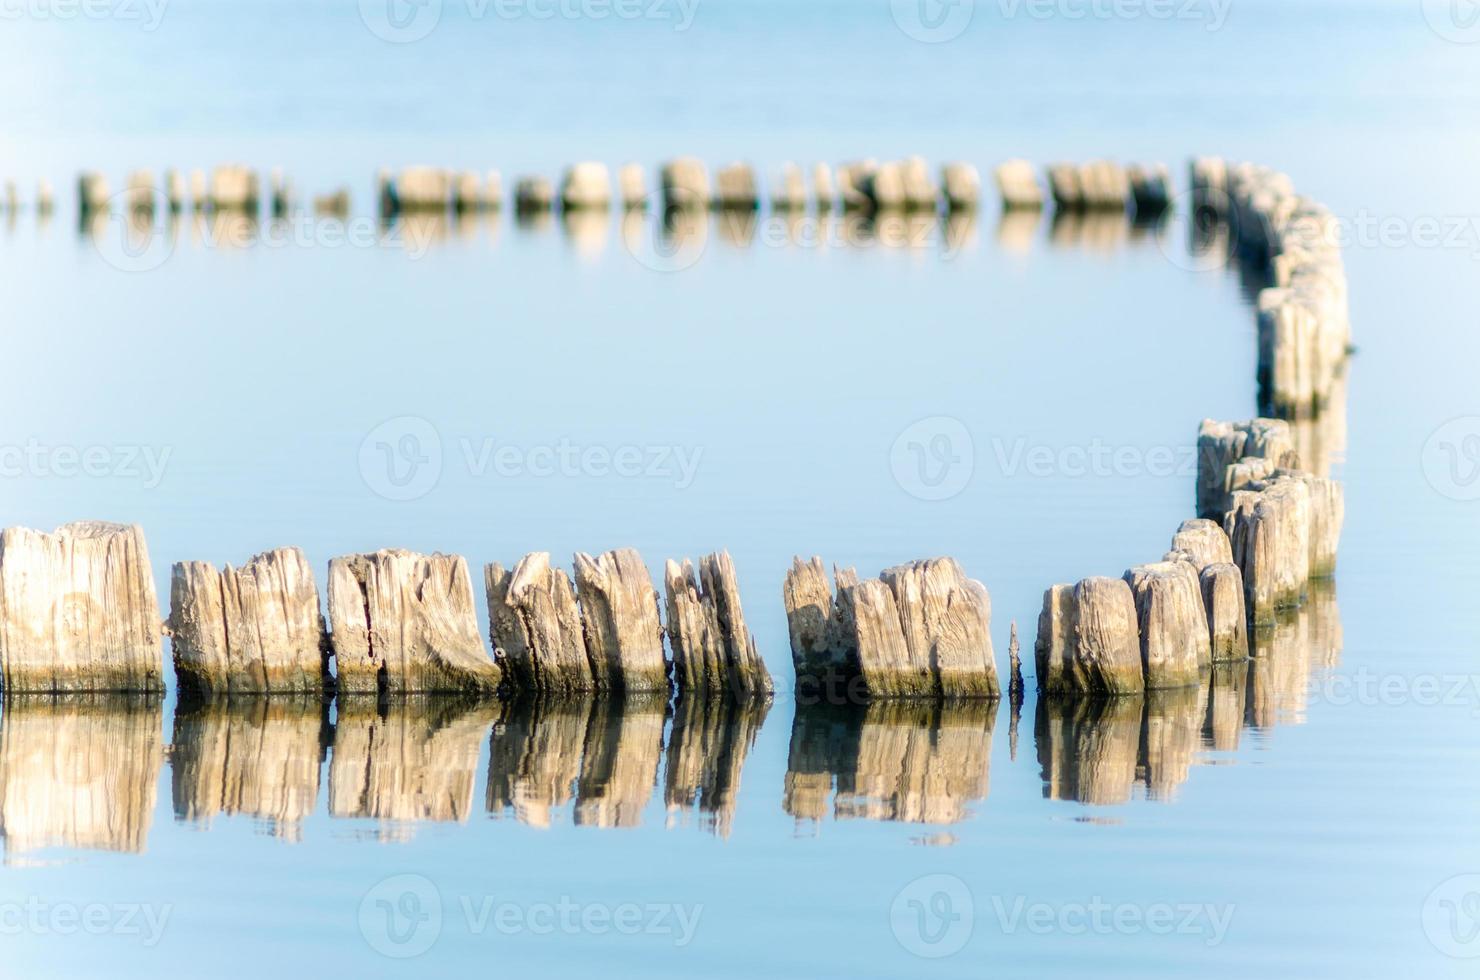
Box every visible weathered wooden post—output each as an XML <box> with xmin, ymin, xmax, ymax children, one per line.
<box><xmin>1225</xmin><ymin>478</ymin><xmax>1311</xmax><ymax>627</ymax></box>
<box><xmin>269</xmin><ymin>167</ymin><xmax>290</xmax><ymax>218</ymax></box>
<box><xmin>164</xmin><ymin>169</ymin><xmax>184</xmax><ymax>213</ymax></box>
<box><xmin>561</xmin><ymin>162</ymin><xmax>612</xmax><ymax>211</ymax></box>
<box><xmin>1190</xmin><ymin>156</ymin><xmax>1228</xmax><ymax>211</ymax></box>
<box><xmin>1169</xmin><ymin>518</ymin><xmax>1234</xmax><ymax>570</ymax></box>
<box><xmin>77</xmin><ymin>172</ymin><xmax>110</xmax><ymax>215</ymax></box>
<box><xmin>386</xmin><ymin>166</ymin><xmax>450</xmax><ymax>214</ymax></box>
<box><xmin>210</xmin><ymin>164</ymin><xmax>260</xmax><ymax>213</ymax></box>
<box><xmin>661</xmin><ymin>158</ymin><xmax>710</xmax><ymax>210</ymax></box>
<box><xmin>484</xmin><ymin>552</ymin><xmax>591</xmax><ymax>696</ymax></box>
<box><xmin>572</xmin><ymin>548</ymin><xmax>669</xmax><ymax>694</ymax></box>
<box><xmin>1200</xmin><ymin>562</ymin><xmax>1249</xmax><ymax>662</ymax></box>
<box><xmin>663</xmin><ymin>551</ymin><xmax>772</xmax><ymax>700</ymax></box>
<box><xmin>1124</xmin><ymin>561</ymin><xmax>1210</xmax><ymax>689</ymax></box>
<box><xmin>327</xmin><ymin>549</ymin><xmax>500</xmax><ymax>696</ymax></box>
<box><xmin>125</xmin><ymin>170</ymin><xmax>155</xmax><ymax>214</ymax></box>
<box><xmin>1128</xmin><ymin>163</ymin><xmax>1170</xmax><ymax>217</ymax></box>
<box><xmin>812</xmin><ymin>163</ymin><xmax>836</xmax><ymax>212</ymax></box>
<box><xmin>994</xmin><ymin>159</ymin><xmax>1041</xmax><ymax>211</ymax></box>
<box><xmin>1196</xmin><ymin>417</ymin><xmax>1296</xmax><ymax>518</ymax></box>
<box><xmin>618</xmin><ymin>163</ymin><xmax>646</xmax><ymax>210</ymax></box>
<box><xmin>712</xmin><ymin>163</ymin><xmax>759</xmax><ymax>210</ymax></box>
<box><xmin>879</xmin><ymin>558</ymin><xmax>998</xmax><ymax>698</ymax></box>
<box><xmin>514</xmin><ymin>175</ymin><xmax>554</xmax><ymax>214</ymax></box>
<box><xmin>941</xmin><ymin>162</ymin><xmax>980</xmax><ymax>211</ymax></box>
<box><xmin>0</xmin><ymin>522</ymin><xmax>163</xmax><ymax>692</ymax></box>
<box><xmin>1034</xmin><ymin>577</ymin><xmax>1144</xmax><ymax>696</ymax></box>
<box><xmin>785</xmin><ymin>555</ymin><xmax>997</xmax><ymax>699</ymax></box>
<box><xmin>783</xmin><ymin>556</ymin><xmax>845</xmax><ymax>688</ymax></box>
<box><xmin>771</xmin><ymin>163</ymin><xmax>806</xmax><ymax>212</ymax></box>
<box><xmin>168</xmin><ymin>547</ymin><xmax>327</xmax><ymax>697</ymax></box>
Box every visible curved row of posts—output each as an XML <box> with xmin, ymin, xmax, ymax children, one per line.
<box><xmin>27</xmin><ymin>156</ymin><xmax>1178</xmax><ymax>222</ymax></box>
<box><xmin>0</xmin><ymin>157</ymin><xmax>1344</xmax><ymax>708</ymax></box>
<box><xmin>1032</xmin><ymin>159</ymin><xmax>1349</xmax><ymax>698</ymax></box>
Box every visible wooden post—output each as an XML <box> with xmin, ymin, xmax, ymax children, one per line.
<box><xmin>561</xmin><ymin>162</ymin><xmax>612</xmax><ymax>211</ymax></box>
<box><xmin>1200</xmin><ymin>562</ymin><xmax>1249</xmax><ymax>662</ymax></box>
<box><xmin>327</xmin><ymin>549</ymin><xmax>500</xmax><ymax>696</ymax></box>
<box><xmin>618</xmin><ymin>164</ymin><xmax>646</xmax><ymax>210</ymax></box>
<box><xmin>1125</xmin><ymin>561</ymin><xmax>1210</xmax><ymax>689</ymax></box>
<box><xmin>1225</xmin><ymin>478</ymin><xmax>1311</xmax><ymax>626</ymax></box>
<box><xmin>879</xmin><ymin>557</ymin><xmax>999</xmax><ymax>698</ymax></box>
<box><xmin>1169</xmin><ymin>518</ymin><xmax>1234</xmax><ymax>570</ymax></box>
<box><xmin>941</xmin><ymin>162</ymin><xmax>981</xmax><ymax>211</ymax></box>
<box><xmin>1069</xmin><ymin>576</ymin><xmax>1144</xmax><ymax>695</ymax></box>
<box><xmin>168</xmin><ymin>547</ymin><xmax>327</xmax><ymax>697</ymax></box>
<box><xmin>663</xmin><ymin>551</ymin><xmax>772</xmax><ymax>701</ymax></box>
<box><xmin>572</xmin><ymin>548</ymin><xmax>669</xmax><ymax>694</ymax></box>
<box><xmin>771</xmin><ymin>163</ymin><xmax>806</xmax><ymax>212</ymax></box>
<box><xmin>1196</xmin><ymin>417</ymin><xmax>1296</xmax><ymax>518</ymax></box>
<box><xmin>485</xmin><ymin>553</ymin><xmax>590</xmax><ymax>696</ymax></box>
<box><xmin>0</xmin><ymin>522</ymin><xmax>163</xmax><ymax>693</ymax></box>
<box><xmin>514</xmin><ymin>176</ymin><xmax>554</xmax><ymax>214</ymax></box>
<box><xmin>661</xmin><ymin>158</ymin><xmax>710</xmax><ymax>210</ymax></box>
<box><xmin>712</xmin><ymin>163</ymin><xmax>759</xmax><ymax>211</ymax></box>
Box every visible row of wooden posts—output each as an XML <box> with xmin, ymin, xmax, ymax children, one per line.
<box><xmin>0</xmin><ymin>157</ymin><xmax>1345</xmax><ymax>701</ymax></box>
<box><xmin>1030</xmin><ymin>159</ymin><xmax>1349</xmax><ymax>698</ymax></box>
<box><xmin>46</xmin><ymin>157</ymin><xmax>1177</xmax><ymax>222</ymax></box>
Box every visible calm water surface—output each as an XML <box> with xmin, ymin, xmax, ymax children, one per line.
<box><xmin>1</xmin><ymin>1</ymin><xmax>1479</xmax><ymax>976</ymax></box>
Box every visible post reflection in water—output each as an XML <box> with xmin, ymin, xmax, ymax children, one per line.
<box><xmin>663</xmin><ymin>695</ymin><xmax>769</xmax><ymax>838</ymax></box>
<box><xmin>328</xmin><ymin>696</ymin><xmax>500</xmax><ymax>839</ymax></box>
<box><xmin>1247</xmin><ymin>580</ymin><xmax>1343</xmax><ymax>730</ymax></box>
<box><xmin>783</xmin><ymin>700</ymin><xmax>998</xmax><ymax>831</ymax></box>
<box><xmin>485</xmin><ymin>695</ymin><xmax>666</xmax><ymax>830</ymax></box>
<box><xmin>0</xmin><ymin>694</ymin><xmax>163</xmax><ymax>858</ymax></box>
<box><xmin>170</xmin><ymin>696</ymin><xmax>330</xmax><ymax>842</ymax></box>
<box><xmin>0</xmin><ymin>588</ymin><xmax>1344</xmax><ymax>854</ymax></box>
<box><xmin>1037</xmin><ymin>583</ymin><xmax>1343</xmax><ymax>805</ymax></box>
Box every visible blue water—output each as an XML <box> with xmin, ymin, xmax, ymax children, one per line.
<box><xmin>2</xmin><ymin>0</ymin><xmax>1480</xmax><ymax>976</ymax></box>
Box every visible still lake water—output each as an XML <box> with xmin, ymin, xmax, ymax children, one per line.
<box><xmin>2</xmin><ymin>0</ymin><xmax>1480</xmax><ymax>976</ymax></box>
